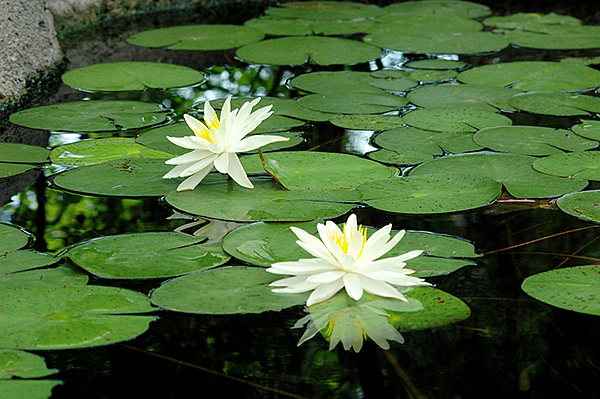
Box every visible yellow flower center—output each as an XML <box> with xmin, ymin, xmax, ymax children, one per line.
<box><xmin>329</xmin><ymin>223</ymin><xmax>368</xmax><ymax>256</ymax></box>
<box><xmin>192</xmin><ymin>112</ymin><xmax>220</xmax><ymax>144</ymax></box>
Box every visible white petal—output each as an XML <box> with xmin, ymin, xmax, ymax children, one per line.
<box><xmin>365</xmin><ymin>270</ymin><xmax>430</xmax><ymax>287</ymax></box>
<box><xmin>343</xmin><ymin>273</ymin><xmax>364</xmax><ymax>300</ymax></box>
<box><xmin>345</xmin><ymin>228</ymin><xmax>365</xmax><ymax>260</ymax></box>
<box><xmin>267</xmin><ymin>259</ymin><xmax>337</xmax><ymax>275</ymax></box>
<box><xmin>225</xmin><ymin>153</ymin><xmax>253</xmax><ymax>188</ymax></box>
<box><xmin>213</xmin><ymin>152</ymin><xmax>229</xmax><ymax>174</ymax></box>
<box><xmin>176</xmin><ymin>164</ymin><xmax>213</xmax><ymax>191</ymax></box>
<box><xmin>290</xmin><ymin>227</ymin><xmax>337</xmax><ymax>263</ymax></box>
<box><xmin>183</xmin><ymin>114</ymin><xmax>210</xmax><ymax>138</ymax></box>
<box><xmin>166</xmin><ymin>135</ymin><xmax>210</xmax><ymax>150</ymax></box>
<box><xmin>344</xmin><ymin>214</ymin><xmax>358</xmax><ymax>237</ymax></box>
<box><xmin>163</xmin><ymin>163</ymin><xmax>192</xmax><ymax>179</ymax></box>
<box><xmin>306</xmin><ymin>279</ymin><xmax>345</xmax><ymax>306</ymax></box>
<box><xmin>306</xmin><ymin>271</ymin><xmax>345</xmax><ymax>283</ymax></box>
<box><xmin>165</xmin><ymin>149</ymin><xmax>213</xmax><ymax>166</ymax></box>
<box><xmin>357</xmin><ymin>274</ymin><xmax>409</xmax><ymax>301</ymax></box>
<box><xmin>229</xmin><ymin>134</ymin><xmax>289</xmax><ymax>153</ymax></box>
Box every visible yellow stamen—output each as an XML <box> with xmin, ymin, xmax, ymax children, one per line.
<box><xmin>193</xmin><ymin>113</ymin><xmax>220</xmax><ymax>143</ymax></box>
<box><xmin>329</xmin><ymin>223</ymin><xmax>368</xmax><ymax>256</ymax></box>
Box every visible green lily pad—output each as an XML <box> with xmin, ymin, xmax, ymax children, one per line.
<box><xmin>244</xmin><ymin>16</ymin><xmax>374</xmax><ymax>36</ymax></box>
<box><xmin>0</xmin><ymin>266</ymin><xmax>89</xmax><ymax>287</ymax></box>
<box><xmin>66</xmin><ymin>232</ymin><xmax>230</xmax><ymax>279</ymax></box>
<box><xmin>52</xmin><ymin>158</ymin><xmax>179</xmax><ymax>197</ymax></box>
<box><xmin>372</xmin><ymin>127</ymin><xmax>483</xmax><ymax>158</ymax></box>
<box><xmin>265</xmin><ymin>1</ymin><xmax>383</xmax><ymax>21</ymax></box>
<box><xmin>383</xmin><ymin>0</ymin><xmax>491</xmax><ymax>19</ymax></box>
<box><xmin>473</xmin><ymin>125</ymin><xmax>599</xmax><ymax>156</ymax></box>
<box><xmin>509</xmin><ymin>92</ymin><xmax>600</xmax><ymax>116</ymax></box>
<box><xmin>493</xmin><ymin>24</ymin><xmax>600</xmax><ymax>50</ymax></box>
<box><xmin>51</xmin><ymin>137</ymin><xmax>173</xmax><ymax>167</ymax></box>
<box><xmin>298</xmin><ymin>92</ymin><xmax>408</xmax><ymax>115</ymax></box>
<box><xmin>402</xmin><ymin>106</ymin><xmax>513</xmax><ymax>132</ymax></box>
<box><xmin>522</xmin><ymin>265</ymin><xmax>600</xmax><ymax>316</ymax></box>
<box><xmin>404</xmin><ymin>59</ymin><xmax>467</xmax><ymax>70</ymax></box>
<box><xmin>0</xmin><ymin>350</ymin><xmax>57</xmax><ymax>379</ymax></box>
<box><xmin>0</xmin><ymin>143</ymin><xmax>49</xmax><ymax>164</ymax></box>
<box><xmin>368</xmin><ymin>148</ymin><xmax>434</xmax><ymax>165</ymax></box>
<box><xmin>0</xmin><ymin>251</ymin><xmax>59</xmax><ymax>276</ymax></box>
<box><xmin>0</xmin><ymin>163</ymin><xmax>37</xmax><ymax>179</ymax></box>
<box><xmin>560</xmin><ymin>56</ymin><xmax>600</xmax><ymax>67</ymax></box>
<box><xmin>557</xmin><ymin>190</ymin><xmax>600</xmax><ymax>223</ymax></box>
<box><xmin>329</xmin><ymin>115</ymin><xmax>404</xmax><ymax>131</ymax></box>
<box><xmin>410</xmin><ymin>152</ymin><xmax>588</xmax><ymax>199</ymax></box>
<box><xmin>483</xmin><ymin>12</ymin><xmax>581</xmax><ymax>30</ymax></box>
<box><xmin>0</xmin><ymin>380</ymin><xmax>61</xmax><ymax>399</ymax></box>
<box><xmin>61</xmin><ymin>62</ymin><xmax>205</xmax><ymax>91</ymax></box>
<box><xmin>406</xmin><ymin>69</ymin><xmax>458</xmax><ymax>84</ymax></box>
<box><xmin>236</xmin><ymin>36</ymin><xmax>382</xmax><ymax>66</ymax></box>
<box><xmin>165</xmin><ymin>176</ymin><xmax>359</xmax><ymax>222</ymax></box>
<box><xmin>359</xmin><ymin>173</ymin><xmax>502</xmax><ymax>214</ymax></box>
<box><xmin>150</xmin><ymin>266</ymin><xmax>308</xmax><ymax>314</ymax></box>
<box><xmin>209</xmin><ymin>96</ymin><xmax>331</xmax><ymax>122</ymax></box>
<box><xmin>9</xmin><ymin>101</ymin><xmax>167</xmax><ymax>132</ymax></box>
<box><xmin>457</xmin><ymin>61</ymin><xmax>600</xmax><ymax>92</ymax></box>
<box><xmin>0</xmin><ymin>285</ymin><xmax>155</xmax><ymax>350</ymax></box>
<box><xmin>126</xmin><ymin>24</ymin><xmax>264</xmax><ymax>50</ymax></box>
<box><xmin>290</xmin><ymin>70</ymin><xmax>417</xmax><ymax>94</ymax></box>
<box><xmin>389</xmin><ymin>286</ymin><xmax>471</xmax><ymax>330</ymax></box>
<box><xmin>571</xmin><ymin>120</ymin><xmax>600</xmax><ymax>140</ymax></box>
<box><xmin>0</xmin><ymin>224</ymin><xmax>30</xmax><ymax>255</ymax></box>
<box><xmin>249</xmin><ymin>151</ymin><xmax>392</xmax><ymax>191</ymax></box>
<box><xmin>407</xmin><ymin>84</ymin><xmax>522</xmax><ymax>111</ymax></box>
<box><xmin>372</xmin><ymin>14</ymin><xmax>482</xmax><ymax>33</ymax></box>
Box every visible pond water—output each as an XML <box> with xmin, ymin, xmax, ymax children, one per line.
<box><xmin>2</xmin><ymin>1</ymin><xmax>600</xmax><ymax>398</ymax></box>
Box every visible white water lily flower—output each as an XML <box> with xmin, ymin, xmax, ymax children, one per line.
<box><xmin>163</xmin><ymin>96</ymin><xmax>289</xmax><ymax>190</ymax></box>
<box><xmin>267</xmin><ymin>214</ymin><xmax>430</xmax><ymax>306</ymax></box>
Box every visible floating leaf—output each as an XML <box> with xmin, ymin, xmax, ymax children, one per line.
<box><xmin>236</xmin><ymin>36</ymin><xmax>381</xmax><ymax>66</ymax></box>
<box><xmin>406</xmin><ymin>69</ymin><xmax>458</xmax><ymax>84</ymax></box>
<box><xmin>0</xmin><ymin>143</ymin><xmax>49</xmax><ymax>164</ymax></box>
<box><xmin>389</xmin><ymin>286</ymin><xmax>471</xmax><ymax>330</ymax></box>
<box><xmin>383</xmin><ymin>0</ymin><xmax>491</xmax><ymax>19</ymax></box>
<box><xmin>61</xmin><ymin>62</ymin><xmax>205</xmax><ymax>91</ymax></box>
<box><xmin>522</xmin><ymin>266</ymin><xmax>600</xmax><ymax>316</ymax></box>
<box><xmin>244</xmin><ymin>16</ymin><xmax>374</xmax><ymax>36</ymax></box>
<box><xmin>571</xmin><ymin>120</ymin><xmax>600</xmax><ymax>140</ymax></box>
<box><xmin>457</xmin><ymin>61</ymin><xmax>600</xmax><ymax>92</ymax></box>
<box><xmin>298</xmin><ymin>92</ymin><xmax>408</xmax><ymax>115</ymax></box>
<box><xmin>358</xmin><ymin>174</ymin><xmax>502</xmax><ymax>214</ymax></box>
<box><xmin>0</xmin><ymin>164</ymin><xmax>36</xmax><ymax>179</ymax></box>
<box><xmin>0</xmin><ymin>224</ymin><xmax>30</xmax><ymax>255</ymax></box>
<box><xmin>209</xmin><ymin>96</ymin><xmax>331</xmax><ymax>122</ymax></box>
<box><xmin>483</xmin><ymin>12</ymin><xmax>581</xmax><ymax>30</ymax></box>
<box><xmin>0</xmin><ymin>251</ymin><xmax>59</xmax><ymax>276</ymax></box>
<box><xmin>407</xmin><ymin>84</ymin><xmax>521</xmax><ymax>111</ymax></box>
<box><xmin>372</xmin><ymin>14</ymin><xmax>482</xmax><ymax>33</ymax></box>
<box><xmin>127</xmin><ymin>24</ymin><xmax>264</xmax><ymax>50</ymax></box>
<box><xmin>410</xmin><ymin>152</ymin><xmax>588</xmax><ymax>198</ymax></box>
<box><xmin>509</xmin><ymin>92</ymin><xmax>600</xmax><ymax>116</ymax></box>
<box><xmin>52</xmin><ymin>158</ymin><xmax>179</xmax><ymax>197</ymax></box>
<box><xmin>65</xmin><ymin>232</ymin><xmax>230</xmax><ymax>279</ymax></box>
<box><xmin>9</xmin><ymin>101</ymin><xmax>167</xmax><ymax>132</ymax></box>
<box><xmin>290</xmin><ymin>70</ymin><xmax>417</xmax><ymax>94</ymax></box>
<box><xmin>51</xmin><ymin>137</ymin><xmax>173</xmax><ymax>167</ymax></box>
<box><xmin>404</xmin><ymin>59</ymin><xmax>467</xmax><ymax>70</ymax></box>
<box><xmin>0</xmin><ymin>380</ymin><xmax>61</xmax><ymax>399</ymax></box>
<box><xmin>0</xmin><ymin>285</ymin><xmax>155</xmax><ymax>350</ymax></box>
<box><xmin>265</xmin><ymin>1</ymin><xmax>383</xmax><ymax>20</ymax></box>
<box><xmin>402</xmin><ymin>106</ymin><xmax>513</xmax><ymax>132</ymax></box>
<box><xmin>473</xmin><ymin>126</ymin><xmax>598</xmax><ymax>155</ymax></box>
<box><xmin>329</xmin><ymin>115</ymin><xmax>403</xmax><ymax>131</ymax></box>
<box><xmin>493</xmin><ymin>25</ymin><xmax>600</xmax><ymax>50</ymax></box>
<box><xmin>150</xmin><ymin>266</ymin><xmax>308</xmax><ymax>314</ymax></box>
<box><xmin>556</xmin><ymin>190</ymin><xmax>600</xmax><ymax>223</ymax></box>
<box><xmin>0</xmin><ymin>266</ymin><xmax>89</xmax><ymax>287</ymax></box>
<box><xmin>165</xmin><ymin>176</ymin><xmax>359</xmax><ymax>222</ymax></box>
<box><xmin>0</xmin><ymin>349</ymin><xmax>57</xmax><ymax>379</ymax></box>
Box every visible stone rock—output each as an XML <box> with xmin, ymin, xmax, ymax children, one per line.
<box><xmin>0</xmin><ymin>0</ymin><xmax>63</xmax><ymax>107</ymax></box>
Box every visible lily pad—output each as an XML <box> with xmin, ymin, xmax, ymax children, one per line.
<box><xmin>483</xmin><ymin>12</ymin><xmax>581</xmax><ymax>30</ymax></box>
<box><xmin>0</xmin><ymin>224</ymin><xmax>30</xmax><ymax>255</ymax></box>
<box><xmin>249</xmin><ymin>151</ymin><xmax>392</xmax><ymax>191</ymax></box>
<box><xmin>298</xmin><ymin>92</ymin><xmax>408</xmax><ymax>115</ymax></box>
<box><xmin>383</xmin><ymin>0</ymin><xmax>491</xmax><ymax>19</ymax></box>
<box><xmin>0</xmin><ymin>266</ymin><xmax>89</xmax><ymax>287</ymax></box>
<box><xmin>9</xmin><ymin>101</ymin><xmax>167</xmax><ymax>132</ymax></box>
<box><xmin>61</xmin><ymin>62</ymin><xmax>205</xmax><ymax>91</ymax></box>
<box><xmin>373</xmin><ymin>127</ymin><xmax>483</xmax><ymax>157</ymax></box>
<box><xmin>571</xmin><ymin>120</ymin><xmax>600</xmax><ymax>140</ymax></box>
<box><xmin>126</xmin><ymin>24</ymin><xmax>264</xmax><ymax>50</ymax></box>
<box><xmin>150</xmin><ymin>266</ymin><xmax>308</xmax><ymax>314</ymax></box>
<box><xmin>389</xmin><ymin>286</ymin><xmax>471</xmax><ymax>330</ymax></box>
<box><xmin>522</xmin><ymin>265</ymin><xmax>600</xmax><ymax>316</ymax></box>
<box><xmin>406</xmin><ymin>69</ymin><xmax>458</xmax><ymax>84</ymax></box>
<box><xmin>509</xmin><ymin>92</ymin><xmax>600</xmax><ymax>116</ymax></box>
<box><xmin>165</xmin><ymin>176</ymin><xmax>359</xmax><ymax>222</ymax></box>
<box><xmin>407</xmin><ymin>84</ymin><xmax>522</xmax><ymax>111</ymax></box>
<box><xmin>52</xmin><ymin>158</ymin><xmax>179</xmax><ymax>197</ymax></box>
<box><xmin>209</xmin><ymin>96</ymin><xmax>331</xmax><ymax>122</ymax></box>
<box><xmin>402</xmin><ymin>106</ymin><xmax>513</xmax><ymax>132</ymax></box>
<box><xmin>457</xmin><ymin>61</ymin><xmax>600</xmax><ymax>92</ymax></box>
<box><xmin>329</xmin><ymin>115</ymin><xmax>404</xmax><ymax>131</ymax></box>
<box><xmin>372</xmin><ymin>14</ymin><xmax>482</xmax><ymax>33</ymax></box>
<box><xmin>410</xmin><ymin>152</ymin><xmax>588</xmax><ymax>199</ymax></box>
<box><xmin>244</xmin><ymin>16</ymin><xmax>374</xmax><ymax>36</ymax></box>
<box><xmin>473</xmin><ymin>125</ymin><xmax>599</xmax><ymax>155</ymax></box>
<box><xmin>0</xmin><ymin>164</ymin><xmax>37</xmax><ymax>179</ymax></box>
<box><xmin>493</xmin><ymin>25</ymin><xmax>600</xmax><ymax>50</ymax></box>
<box><xmin>0</xmin><ymin>251</ymin><xmax>59</xmax><ymax>276</ymax></box>
<box><xmin>236</xmin><ymin>36</ymin><xmax>382</xmax><ymax>66</ymax></box>
<box><xmin>290</xmin><ymin>70</ymin><xmax>417</xmax><ymax>94</ymax></box>
<box><xmin>0</xmin><ymin>349</ymin><xmax>57</xmax><ymax>379</ymax></box>
<box><xmin>265</xmin><ymin>1</ymin><xmax>383</xmax><ymax>21</ymax></box>
<box><xmin>0</xmin><ymin>142</ymin><xmax>49</xmax><ymax>164</ymax></box>
<box><xmin>0</xmin><ymin>380</ymin><xmax>61</xmax><ymax>399</ymax></box>
<box><xmin>358</xmin><ymin>173</ymin><xmax>502</xmax><ymax>214</ymax></box>
<box><xmin>557</xmin><ymin>190</ymin><xmax>600</xmax><ymax>223</ymax></box>
<box><xmin>0</xmin><ymin>285</ymin><xmax>155</xmax><ymax>350</ymax></box>
<box><xmin>51</xmin><ymin>137</ymin><xmax>173</xmax><ymax>167</ymax></box>
<box><xmin>65</xmin><ymin>232</ymin><xmax>230</xmax><ymax>279</ymax></box>
<box><xmin>404</xmin><ymin>59</ymin><xmax>467</xmax><ymax>70</ymax></box>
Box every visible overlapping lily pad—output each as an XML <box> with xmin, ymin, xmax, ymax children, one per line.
<box><xmin>0</xmin><ymin>142</ymin><xmax>50</xmax><ymax>165</ymax></box>
<box><xmin>383</xmin><ymin>0</ymin><xmax>491</xmax><ymax>19</ymax></box>
<box><xmin>556</xmin><ymin>190</ymin><xmax>600</xmax><ymax>223</ymax></box>
<box><xmin>410</xmin><ymin>152</ymin><xmax>588</xmax><ymax>198</ymax></box>
<box><xmin>236</xmin><ymin>36</ymin><xmax>382</xmax><ymax>66</ymax></box>
<box><xmin>298</xmin><ymin>92</ymin><xmax>408</xmax><ymax>115</ymax></box>
<box><xmin>407</xmin><ymin>84</ymin><xmax>521</xmax><ymax>111</ymax></box>
<box><xmin>0</xmin><ymin>266</ymin><xmax>89</xmax><ymax>287</ymax></box>
<box><xmin>572</xmin><ymin>120</ymin><xmax>600</xmax><ymax>140</ymax></box>
<box><xmin>533</xmin><ymin>152</ymin><xmax>600</xmax><ymax>180</ymax></box>
<box><xmin>473</xmin><ymin>126</ymin><xmax>598</xmax><ymax>155</ymax></box>
<box><xmin>51</xmin><ymin>137</ymin><xmax>173</xmax><ymax>167</ymax></box>
<box><xmin>0</xmin><ymin>349</ymin><xmax>57</xmax><ymax>379</ymax></box>
<box><xmin>290</xmin><ymin>70</ymin><xmax>417</xmax><ymax>94</ymax></box>
<box><xmin>265</xmin><ymin>1</ymin><xmax>382</xmax><ymax>20</ymax></box>
<box><xmin>65</xmin><ymin>232</ymin><xmax>230</xmax><ymax>279</ymax></box>
<box><xmin>457</xmin><ymin>61</ymin><xmax>600</xmax><ymax>92</ymax></box>
<box><xmin>358</xmin><ymin>174</ymin><xmax>502</xmax><ymax>214</ymax></box>
<box><xmin>509</xmin><ymin>92</ymin><xmax>600</xmax><ymax>116</ymax></box>
<box><xmin>329</xmin><ymin>115</ymin><xmax>403</xmax><ymax>131</ymax></box>
<box><xmin>522</xmin><ymin>266</ymin><xmax>600</xmax><ymax>315</ymax></box>
<box><xmin>62</xmin><ymin>62</ymin><xmax>205</xmax><ymax>91</ymax></box>
<box><xmin>402</xmin><ymin>106</ymin><xmax>513</xmax><ymax>132</ymax></box>
<box><xmin>209</xmin><ymin>96</ymin><xmax>331</xmax><ymax>122</ymax></box>
<box><xmin>0</xmin><ymin>380</ymin><xmax>61</xmax><ymax>399</ymax></box>
<box><xmin>405</xmin><ymin>59</ymin><xmax>467</xmax><ymax>70</ymax></box>
<box><xmin>0</xmin><ymin>285</ymin><xmax>155</xmax><ymax>350</ymax></box>
<box><xmin>150</xmin><ymin>266</ymin><xmax>308</xmax><ymax>314</ymax></box>
<box><xmin>0</xmin><ymin>163</ymin><xmax>37</xmax><ymax>179</ymax></box>
<box><xmin>52</xmin><ymin>158</ymin><xmax>179</xmax><ymax>197</ymax></box>
<box><xmin>165</xmin><ymin>176</ymin><xmax>359</xmax><ymax>222</ymax></box>
<box><xmin>483</xmin><ymin>12</ymin><xmax>581</xmax><ymax>30</ymax></box>
<box><xmin>126</xmin><ymin>24</ymin><xmax>264</xmax><ymax>50</ymax></box>
<box><xmin>0</xmin><ymin>223</ymin><xmax>30</xmax><ymax>255</ymax></box>
<box><xmin>493</xmin><ymin>24</ymin><xmax>600</xmax><ymax>50</ymax></box>
<box><xmin>9</xmin><ymin>101</ymin><xmax>167</xmax><ymax>132</ymax></box>
<box><xmin>244</xmin><ymin>16</ymin><xmax>374</xmax><ymax>36</ymax></box>
<box><xmin>0</xmin><ymin>251</ymin><xmax>59</xmax><ymax>276</ymax></box>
